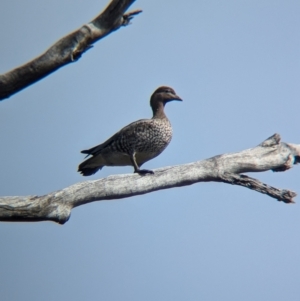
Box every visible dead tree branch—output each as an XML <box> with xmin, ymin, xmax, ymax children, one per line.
<box><xmin>0</xmin><ymin>0</ymin><xmax>141</xmax><ymax>100</ymax></box>
<box><xmin>0</xmin><ymin>134</ymin><xmax>299</xmax><ymax>224</ymax></box>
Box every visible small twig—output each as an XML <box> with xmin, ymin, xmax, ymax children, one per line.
<box><xmin>122</xmin><ymin>9</ymin><xmax>143</xmax><ymax>25</ymax></box>
<box><xmin>219</xmin><ymin>173</ymin><xmax>296</xmax><ymax>203</ymax></box>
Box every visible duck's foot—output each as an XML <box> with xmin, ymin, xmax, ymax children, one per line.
<box><xmin>135</xmin><ymin>169</ymin><xmax>154</xmax><ymax>175</ymax></box>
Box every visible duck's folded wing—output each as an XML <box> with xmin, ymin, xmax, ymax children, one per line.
<box><xmin>80</xmin><ymin>119</ymin><xmax>150</xmax><ymax>157</ymax></box>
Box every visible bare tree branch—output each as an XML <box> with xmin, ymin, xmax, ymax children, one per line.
<box><xmin>0</xmin><ymin>134</ymin><xmax>299</xmax><ymax>224</ymax></box>
<box><xmin>0</xmin><ymin>0</ymin><xmax>141</xmax><ymax>100</ymax></box>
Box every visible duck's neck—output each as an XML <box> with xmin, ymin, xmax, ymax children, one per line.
<box><xmin>152</xmin><ymin>102</ymin><xmax>167</xmax><ymax>119</ymax></box>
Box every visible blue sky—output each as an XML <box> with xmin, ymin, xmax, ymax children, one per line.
<box><xmin>0</xmin><ymin>0</ymin><xmax>300</xmax><ymax>300</ymax></box>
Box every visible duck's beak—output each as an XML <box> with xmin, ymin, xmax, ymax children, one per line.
<box><xmin>171</xmin><ymin>93</ymin><xmax>183</xmax><ymax>101</ymax></box>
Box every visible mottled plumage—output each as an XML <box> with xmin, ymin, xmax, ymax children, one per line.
<box><xmin>78</xmin><ymin>86</ymin><xmax>182</xmax><ymax>176</ymax></box>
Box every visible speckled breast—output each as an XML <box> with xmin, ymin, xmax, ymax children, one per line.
<box><xmin>134</xmin><ymin>118</ymin><xmax>173</xmax><ymax>165</ymax></box>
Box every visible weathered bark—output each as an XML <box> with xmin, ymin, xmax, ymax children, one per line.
<box><xmin>0</xmin><ymin>134</ymin><xmax>299</xmax><ymax>225</ymax></box>
<box><xmin>0</xmin><ymin>0</ymin><xmax>141</xmax><ymax>100</ymax></box>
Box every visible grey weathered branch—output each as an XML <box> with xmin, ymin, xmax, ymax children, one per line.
<box><xmin>0</xmin><ymin>0</ymin><xmax>141</xmax><ymax>100</ymax></box>
<box><xmin>0</xmin><ymin>134</ymin><xmax>299</xmax><ymax>224</ymax></box>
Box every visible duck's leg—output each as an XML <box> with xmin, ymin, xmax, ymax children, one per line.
<box><xmin>130</xmin><ymin>153</ymin><xmax>154</xmax><ymax>175</ymax></box>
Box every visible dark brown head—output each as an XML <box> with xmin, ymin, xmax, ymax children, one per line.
<box><xmin>150</xmin><ymin>86</ymin><xmax>182</xmax><ymax>118</ymax></box>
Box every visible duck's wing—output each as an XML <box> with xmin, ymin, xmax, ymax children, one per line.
<box><xmin>80</xmin><ymin>118</ymin><xmax>151</xmax><ymax>157</ymax></box>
